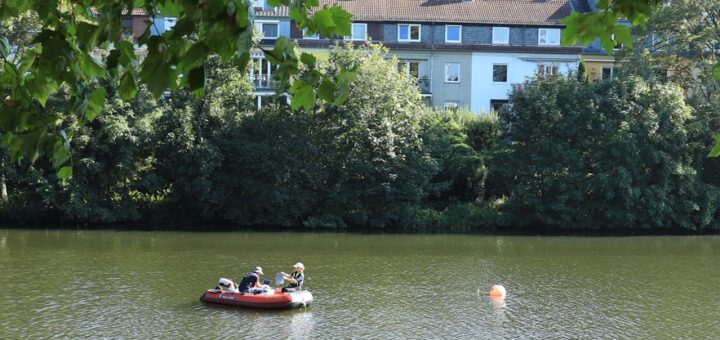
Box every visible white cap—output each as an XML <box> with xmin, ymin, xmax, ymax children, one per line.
<box><xmin>293</xmin><ymin>262</ymin><xmax>304</xmax><ymax>270</ymax></box>
<box><xmin>253</xmin><ymin>266</ymin><xmax>264</xmax><ymax>275</ymax></box>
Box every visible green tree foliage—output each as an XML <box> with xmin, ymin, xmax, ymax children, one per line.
<box><xmin>495</xmin><ymin>75</ymin><xmax>720</xmax><ymax>231</ymax></box>
<box><xmin>562</xmin><ymin>0</ymin><xmax>661</xmax><ymax>53</ymax></box>
<box><xmin>0</xmin><ymin>44</ymin><xmax>499</xmax><ymax>231</ymax></box>
<box><xmin>619</xmin><ymin>0</ymin><xmax>720</xmax><ymax>158</ymax></box>
<box><xmin>0</xmin><ymin>0</ymin><xmax>353</xmax><ymax>175</ymax></box>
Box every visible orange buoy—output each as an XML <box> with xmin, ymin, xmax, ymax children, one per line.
<box><xmin>487</xmin><ymin>285</ymin><xmax>506</xmax><ymax>299</ymax></box>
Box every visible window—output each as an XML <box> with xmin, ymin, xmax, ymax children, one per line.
<box><xmin>255</xmin><ymin>21</ymin><xmax>279</xmax><ymax>39</ymax></box>
<box><xmin>493</xmin><ymin>64</ymin><xmax>508</xmax><ymax>82</ymax></box>
<box><xmin>490</xmin><ymin>100</ymin><xmax>509</xmax><ymax>112</ymax></box>
<box><xmin>601</xmin><ymin>66</ymin><xmax>614</xmax><ymax>80</ymax></box>
<box><xmin>399</xmin><ymin>24</ymin><xmax>421</xmax><ymax>42</ymax></box>
<box><xmin>445</xmin><ymin>63</ymin><xmax>460</xmax><ymax>83</ymax></box>
<box><xmin>121</xmin><ymin>17</ymin><xmax>133</xmax><ymax>36</ymax></box>
<box><xmin>445</xmin><ymin>25</ymin><xmax>462</xmax><ymax>43</ymax></box>
<box><xmin>345</xmin><ymin>23</ymin><xmax>367</xmax><ymax>41</ymax></box>
<box><xmin>538</xmin><ymin>28</ymin><xmax>561</xmax><ymax>46</ymax></box>
<box><xmin>444</xmin><ymin>101</ymin><xmax>459</xmax><ymax>112</ymax></box>
<box><xmin>398</xmin><ymin>61</ymin><xmax>420</xmax><ymax>80</ymax></box>
<box><xmin>492</xmin><ymin>27</ymin><xmax>509</xmax><ymax>45</ymax></box>
<box><xmin>303</xmin><ymin>28</ymin><xmax>319</xmax><ymax>39</ymax></box>
<box><xmin>610</xmin><ymin>34</ymin><xmax>624</xmax><ymax>50</ymax></box>
<box><xmin>537</xmin><ymin>64</ymin><xmax>559</xmax><ymax>76</ymax></box>
<box><xmin>251</xmin><ymin>0</ymin><xmax>266</xmax><ymax>9</ymax></box>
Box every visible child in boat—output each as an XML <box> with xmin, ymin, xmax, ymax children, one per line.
<box><xmin>281</xmin><ymin>262</ymin><xmax>305</xmax><ymax>292</ymax></box>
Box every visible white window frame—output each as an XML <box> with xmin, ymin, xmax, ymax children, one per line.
<box><xmin>537</xmin><ymin>64</ymin><xmax>559</xmax><ymax>76</ymax></box>
<box><xmin>345</xmin><ymin>23</ymin><xmax>367</xmax><ymax>41</ymax></box>
<box><xmin>444</xmin><ymin>101</ymin><xmax>459</xmax><ymax>111</ymax></box>
<box><xmin>492</xmin><ymin>64</ymin><xmax>508</xmax><ymax>83</ymax></box>
<box><xmin>255</xmin><ymin>20</ymin><xmax>280</xmax><ymax>40</ymax></box>
<box><xmin>398</xmin><ymin>24</ymin><xmax>422</xmax><ymax>42</ymax></box>
<box><xmin>538</xmin><ymin>28</ymin><xmax>561</xmax><ymax>46</ymax></box>
<box><xmin>445</xmin><ymin>63</ymin><xmax>460</xmax><ymax>83</ymax></box>
<box><xmin>398</xmin><ymin>61</ymin><xmax>420</xmax><ymax>80</ymax></box>
<box><xmin>601</xmin><ymin>65</ymin><xmax>615</xmax><ymax>80</ymax></box>
<box><xmin>492</xmin><ymin>27</ymin><xmax>510</xmax><ymax>45</ymax></box>
<box><xmin>445</xmin><ymin>25</ymin><xmax>462</xmax><ymax>43</ymax></box>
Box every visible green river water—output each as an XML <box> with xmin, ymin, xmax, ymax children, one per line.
<box><xmin>0</xmin><ymin>229</ymin><xmax>718</xmax><ymax>338</ymax></box>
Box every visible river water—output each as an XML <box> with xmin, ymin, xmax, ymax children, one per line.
<box><xmin>0</xmin><ymin>230</ymin><xmax>718</xmax><ymax>338</ymax></box>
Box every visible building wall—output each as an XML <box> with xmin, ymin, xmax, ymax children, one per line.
<box><xmin>470</xmin><ymin>52</ymin><xmax>579</xmax><ymax>112</ymax></box>
<box><xmin>584</xmin><ymin>56</ymin><xmax>616</xmax><ymax>81</ymax></box>
<box><xmin>431</xmin><ymin>51</ymin><xmax>474</xmax><ymax>110</ymax></box>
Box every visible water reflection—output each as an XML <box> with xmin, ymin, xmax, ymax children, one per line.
<box><xmin>289</xmin><ymin>311</ymin><xmax>315</xmax><ymax>338</ymax></box>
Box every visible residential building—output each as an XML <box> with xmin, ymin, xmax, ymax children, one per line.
<box><xmin>141</xmin><ymin>0</ymin><xmax>586</xmax><ymax>112</ymax></box>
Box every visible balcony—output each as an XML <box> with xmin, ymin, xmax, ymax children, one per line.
<box><xmin>249</xmin><ymin>58</ymin><xmax>279</xmax><ymax>91</ymax></box>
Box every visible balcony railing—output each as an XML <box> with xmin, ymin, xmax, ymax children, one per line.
<box><xmin>249</xmin><ymin>58</ymin><xmax>279</xmax><ymax>90</ymax></box>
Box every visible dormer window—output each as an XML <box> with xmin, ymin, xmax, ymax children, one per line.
<box><xmin>538</xmin><ymin>28</ymin><xmax>560</xmax><ymax>46</ymax></box>
<box><xmin>492</xmin><ymin>27</ymin><xmax>509</xmax><ymax>45</ymax></box>
<box><xmin>252</xmin><ymin>0</ymin><xmax>266</xmax><ymax>9</ymax></box>
<box><xmin>399</xmin><ymin>24</ymin><xmax>421</xmax><ymax>42</ymax></box>
<box><xmin>255</xmin><ymin>20</ymin><xmax>279</xmax><ymax>40</ymax></box>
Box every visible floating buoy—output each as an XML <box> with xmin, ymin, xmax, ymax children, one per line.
<box><xmin>487</xmin><ymin>285</ymin><xmax>506</xmax><ymax>299</ymax></box>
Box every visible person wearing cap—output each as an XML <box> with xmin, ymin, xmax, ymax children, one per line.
<box><xmin>281</xmin><ymin>262</ymin><xmax>305</xmax><ymax>292</ymax></box>
<box><xmin>238</xmin><ymin>266</ymin><xmax>264</xmax><ymax>293</ymax></box>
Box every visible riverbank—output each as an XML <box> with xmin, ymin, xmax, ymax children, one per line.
<box><xmin>2</xmin><ymin>220</ymin><xmax>717</xmax><ymax>236</ymax></box>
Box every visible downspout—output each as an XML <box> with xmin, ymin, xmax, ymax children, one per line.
<box><xmin>430</xmin><ymin>21</ymin><xmax>435</xmax><ymax>100</ymax></box>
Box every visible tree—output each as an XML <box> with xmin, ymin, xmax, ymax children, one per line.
<box><xmin>495</xmin><ymin>75</ymin><xmax>719</xmax><ymax>231</ymax></box>
<box><xmin>563</xmin><ymin>0</ymin><xmax>720</xmax><ymax>157</ymax></box>
<box><xmin>0</xmin><ymin>0</ymin><xmax>353</xmax><ymax>176</ymax></box>
<box><xmin>618</xmin><ymin>1</ymin><xmax>720</xmax><ymax>158</ymax></box>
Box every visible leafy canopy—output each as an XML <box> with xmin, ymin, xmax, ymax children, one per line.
<box><xmin>0</xmin><ymin>0</ymin><xmax>353</xmax><ymax>177</ymax></box>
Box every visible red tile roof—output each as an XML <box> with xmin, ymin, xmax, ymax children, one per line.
<box><xmin>296</xmin><ymin>0</ymin><xmax>571</xmax><ymax>26</ymax></box>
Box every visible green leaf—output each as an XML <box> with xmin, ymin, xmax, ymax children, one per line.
<box><xmin>328</xmin><ymin>5</ymin><xmax>352</xmax><ymax>36</ymax></box>
<box><xmin>300</xmin><ymin>52</ymin><xmax>316</xmax><ymax>66</ymax></box>
<box><xmin>76</xmin><ymin>22</ymin><xmax>100</xmax><ymax>52</ymax></box>
<box><xmin>57</xmin><ymin>166</ymin><xmax>73</xmax><ymax>179</ymax></box>
<box><xmin>709</xmin><ymin>134</ymin><xmax>720</xmax><ymax>158</ymax></box>
<box><xmin>25</xmin><ymin>73</ymin><xmax>58</xmax><ymax>107</ymax></box>
<box><xmin>714</xmin><ymin>62</ymin><xmax>720</xmax><ymax>80</ymax></box>
<box><xmin>118</xmin><ymin>72</ymin><xmax>138</xmax><ymax>100</ymax></box>
<box><xmin>180</xmin><ymin>42</ymin><xmax>209</xmax><ymax>72</ymax></box>
<box><xmin>187</xmin><ymin>66</ymin><xmax>205</xmax><ymax>98</ymax></box>
<box><xmin>311</xmin><ymin>8</ymin><xmax>337</xmax><ymax>38</ymax></box>
<box><xmin>140</xmin><ymin>37</ymin><xmax>177</xmax><ymax>97</ymax></box>
<box><xmin>79</xmin><ymin>52</ymin><xmax>106</xmax><ymax>79</ymax></box>
<box><xmin>317</xmin><ymin>79</ymin><xmax>335</xmax><ymax>102</ymax></box>
<box><xmin>234</xmin><ymin>0</ymin><xmax>250</xmax><ymax>28</ymax></box>
<box><xmin>289</xmin><ymin>79</ymin><xmax>314</xmax><ymax>111</ymax></box>
<box><xmin>85</xmin><ymin>87</ymin><xmax>106</xmax><ymax>121</ymax></box>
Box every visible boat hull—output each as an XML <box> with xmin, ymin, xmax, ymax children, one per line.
<box><xmin>200</xmin><ymin>289</ymin><xmax>313</xmax><ymax>309</ymax></box>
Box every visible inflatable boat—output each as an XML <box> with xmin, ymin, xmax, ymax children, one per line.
<box><xmin>200</xmin><ymin>288</ymin><xmax>313</xmax><ymax>309</ymax></box>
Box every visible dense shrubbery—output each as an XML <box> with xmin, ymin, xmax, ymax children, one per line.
<box><xmin>494</xmin><ymin>75</ymin><xmax>720</xmax><ymax>232</ymax></box>
<box><xmin>1</xmin><ymin>45</ymin><xmax>719</xmax><ymax>233</ymax></box>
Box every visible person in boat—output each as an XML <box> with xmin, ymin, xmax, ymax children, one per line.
<box><xmin>281</xmin><ymin>262</ymin><xmax>305</xmax><ymax>292</ymax></box>
<box><xmin>238</xmin><ymin>266</ymin><xmax>264</xmax><ymax>294</ymax></box>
